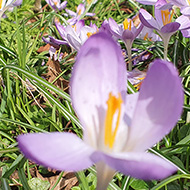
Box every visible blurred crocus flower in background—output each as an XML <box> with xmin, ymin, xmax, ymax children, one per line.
<box><xmin>138</xmin><ymin>26</ymin><xmax>162</xmax><ymax>41</ymax></box>
<box><xmin>42</xmin><ymin>35</ymin><xmax>68</xmax><ymax>49</ymax></box>
<box><xmin>139</xmin><ymin>6</ymin><xmax>190</xmax><ymax>59</ymax></box>
<box><xmin>65</xmin><ymin>3</ymin><xmax>95</xmax><ymax>25</ymax></box>
<box><xmin>55</xmin><ymin>19</ymin><xmax>98</xmax><ymax>51</ymax></box>
<box><xmin>0</xmin><ymin>0</ymin><xmax>22</xmax><ymax>18</ymax></box>
<box><xmin>127</xmin><ymin>68</ymin><xmax>146</xmax><ymax>89</ymax></box>
<box><xmin>49</xmin><ymin>46</ymin><xmax>63</xmax><ymax>61</ymax></box>
<box><xmin>108</xmin><ymin>17</ymin><xmax>143</xmax><ymax>70</ymax></box>
<box><xmin>169</xmin><ymin>0</ymin><xmax>190</xmax><ymax>16</ymax></box>
<box><xmin>136</xmin><ymin>0</ymin><xmax>173</xmax><ymax>9</ymax></box>
<box><xmin>45</xmin><ymin>0</ymin><xmax>67</xmax><ymax>12</ymax></box>
<box><xmin>18</xmin><ymin>33</ymin><xmax>184</xmax><ymax>190</ymax></box>
<box><xmin>168</xmin><ymin>0</ymin><xmax>190</xmax><ymax>38</ymax></box>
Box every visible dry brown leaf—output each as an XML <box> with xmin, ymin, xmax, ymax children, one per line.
<box><xmin>37</xmin><ymin>44</ymin><xmax>51</xmax><ymax>53</ymax></box>
<box><xmin>44</xmin><ymin>57</ymin><xmax>69</xmax><ymax>91</ymax></box>
<box><xmin>133</xmin><ymin>14</ymin><xmax>141</xmax><ymax>27</ymax></box>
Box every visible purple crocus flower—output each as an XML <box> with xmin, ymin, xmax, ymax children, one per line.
<box><xmin>181</xmin><ymin>27</ymin><xmax>190</xmax><ymax>38</ymax></box>
<box><xmin>42</xmin><ymin>35</ymin><xmax>67</xmax><ymax>49</ymax></box>
<box><xmin>108</xmin><ymin>18</ymin><xmax>143</xmax><ymax>70</ymax></box>
<box><xmin>138</xmin><ymin>26</ymin><xmax>162</xmax><ymax>41</ymax></box>
<box><xmin>18</xmin><ymin>33</ymin><xmax>183</xmax><ymax>190</ymax></box>
<box><xmin>136</xmin><ymin>0</ymin><xmax>173</xmax><ymax>9</ymax></box>
<box><xmin>65</xmin><ymin>3</ymin><xmax>95</xmax><ymax>25</ymax></box>
<box><xmin>49</xmin><ymin>46</ymin><xmax>63</xmax><ymax>61</ymax></box>
<box><xmin>99</xmin><ymin>19</ymin><xmax>113</xmax><ymax>37</ymax></box>
<box><xmin>139</xmin><ymin>6</ymin><xmax>190</xmax><ymax>59</ymax></box>
<box><xmin>0</xmin><ymin>0</ymin><xmax>23</xmax><ymax>18</ymax></box>
<box><xmin>45</xmin><ymin>0</ymin><xmax>67</xmax><ymax>11</ymax></box>
<box><xmin>55</xmin><ymin>19</ymin><xmax>98</xmax><ymax>51</ymax></box>
<box><xmin>169</xmin><ymin>0</ymin><xmax>190</xmax><ymax>16</ymax></box>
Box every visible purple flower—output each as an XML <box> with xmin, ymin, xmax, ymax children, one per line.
<box><xmin>99</xmin><ymin>19</ymin><xmax>113</xmax><ymax>37</ymax></box>
<box><xmin>138</xmin><ymin>26</ymin><xmax>162</xmax><ymax>41</ymax></box>
<box><xmin>108</xmin><ymin>18</ymin><xmax>143</xmax><ymax>70</ymax></box>
<box><xmin>49</xmin><ymin>46</ymin><xmax>63</xmax><ymax>61</ymax></box>
<box><xmin>136</xmin><ymin>0</ymin><xmax>173</xmax><ymax>9</ymax></box>
<box><xmin>181</xmin><ymin>27</ymin><xmax>190</xmax><ymax>38</ymax></box>
<box><xmin>0</xmin><ymin>0</ymin><xmax>23</xmax><ymax>18</ymax></box>
<box><xmin>65</xmin><ymin>3</ymin><xmax>95</xmax><ymax>25</ymax></box>
<box><xmin>18</xmin><ymin>33</ymin><xmax>183</xmax><ymax>190</ymax></box>
<box><xmin>139</xmin><ymin>7</ymin><xmax>190</xmax><ymax>59</ymax></box>
<box><xmin>55</xmin><ymin>19</ymin><xmax>98</xmax><ymax>51</ymax></box>
<box><xmin>169</xmin><ymin>0</ymin><xmax>190</xmax><ymax>16</ymax></box>
<box><xmin>42</xmin><ymin>35</ymin><xmax>67</xmax><ymax>49</ymax></box>
<box><xmin>45</xmin><ymin>0</ymin><xmax>67</xmax><ymax>11</ymax></box>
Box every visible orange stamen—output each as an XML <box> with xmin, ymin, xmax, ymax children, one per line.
<box><xmin>161</xmin><ymin>9</ymin><xmax>174</xmax><ymax>25</ymax></box>
<box><xmin>144</xmin><ymin>33</ymin><xmax>149</xmax><ymax>40</ymax></box>
<box><xmin>123</xmin><ymin>19</ymin><xmax>132</xmax><ymax>30</ymax></box>
<box><xmin>104</xmin><ymin>93</ymin><xmax>123</xmax><ymax>148</ymax></box>
<box><xmin>0</xmin><ymin>0</ymin><xmax>2</xmax><ymax>9</ymax></box>
<box><xmin>78</xmin><ymin>9</ymin><xmax>82</xmax><ymax>15</ymax></box>
<box><xmin>87</xmin><ymin>32</ymin><xmax>93</xmax><ymax>38</ymax></box>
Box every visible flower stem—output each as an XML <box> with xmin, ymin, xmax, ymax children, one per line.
<box><xmin>125</xmin><ymin>41</ymin><xmax>132</xmax><ymax>71</ymax></box>
<box><xmin>163</xmin><ymin>38</ymin><xmax>169</xmax><ymax>60</ymax></box>
<box><xmin>96</xmin><ymin>162</ymin><xmax>115</xmax><ymax>190</ymax></box>
<box><xmin>161</xmin><ymin>34</ymin><xmax>172</xmax><ymax>60</ymax></box>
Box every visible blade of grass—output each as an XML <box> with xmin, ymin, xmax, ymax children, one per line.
<box><xmin>3</xmin><ymin>65</ymin><xmax>71</xmax><ymax>101</ymax></box>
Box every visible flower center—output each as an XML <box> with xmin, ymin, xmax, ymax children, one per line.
<box><xmin>87</xmin><ymin>30</ymin><xmax>98</xmax><ymax>38</ymax></box>
<box><xmin>123</xmin><ymin>19</ymin><xmax>132</xmax><ymax>30</ymax></box>
<box><xmin>143</xmin><ymin>33</ymin><xmax>149</xmax><ymax>40</ymax></box>
<box><xmin>72</xmin><ymin>24</ymin><xmax>77</xmax><ymax>31</ymax></box>
<box><xmin>104</xmin><ymin>92</ymin><xmax>123</xmax><ymax>149</ymax></box>
<box><xmin>143</xmin><ymin>33</ymin><xmax>152</xmax><ymax>41</ymax></box>
<box><xmin>161</xmin><ymin>9</ymin><xmax>174</xmax><ymax>26</ymax></box>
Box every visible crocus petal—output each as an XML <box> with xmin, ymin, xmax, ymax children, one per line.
<box><xmin>125</xmin><ymin>92</ymin><xmax>139</xmax><ymax>127</ymax></box>
<box><xmin>12</xmin><ymin>0</ymin><xmax>22</xmax><ymax>6</ymax></box>
<box><xmin>160</xmin><ymin>22</ymin><xmax>180</xmax><ymax>33</ymax></box>
<box><xmin>176</xmin><ymin>15</ymin><xmax>190</xmax><ymax>30</ymax></box>
<box><xmin>134</xmin><ymin>23</ymin><xmax>144</xmax><ymax>38</ymax></box>
<box><xmin>108</xmin><ymin>18</ymin><xmax>123</xmax><ymax>39</ymax></box>
<box><xmin>75</xmin><ymin>20</ymin><xmax>85</xmax><ymax>34</ymax></box>
<box><xmin>18</xmin><ymin>132</ymin><xmax>94</xmax><ymax>171</ymax></box>
<box><xmin>181</xmin><ymin>6</ymin><xmax>190</xmax><ymax>16</ymax></box>
<box><xmin>181</xmin><ymin>28</ymin><xmax>190</xmax><ymax>38</ymax></box>
<box><xmin>125</xmin><ymin>59</ymin><xmax>183</xmax><ymax>152</ymax></box>
<box><xmin>60</xmin><ymin>1</ymin><xmax>67</xmax><ymax>10</ymax></box>
<box><xmin>49</xmin><ymin>36</ymin><xmax>67</xmax><ymax>45</ymax></box>
<box><xmin>67</xmin><ymin>33</ymin><xmax>81</xmax><ymax>50</ymax></box>
<box><xmin>122</xmin><ymin>30</ymin><xmax>135</xmax><ymax>41</ymax></box>
<box><xmin>155</xmin><ymin>0</ymin><xmax>173</xmax><ymax>9</ymax></box>
<box><xmin>77</xmin><ymin>3</ymin><xmax>85</xmax><ymax>15</ymax></box>
<box><xmin>139</xmin><ymin>9</ymin><xmax>159</xmax><ymax>30</ymax></box>
<box><xmin>55</xmin><ymin>21</ymin><xmax>66</xmax><ymax>40</ymax></box>
<box><xmin>65</xmin><ymin>8</ymin><xmax>77</xmax><ymax>17</ymax></box>
<box><xmin>136</xmin><ymin>0</ymin><xmax>157</xmax><ymax>5</ymax></box>
<box><xmin>101</xmin><ymin>152</ymin><xmax>177</xmax><ymax>180</ymax></box>
<box><xmin>86</xmin><ymin>12</ymin><xmax>96</xmax><ymax>17</ymax></box>
<box><xmin>169</xmin><ymin>0</ymin><xmax>187</xmax><ymax>7</ymax></box>
<box><xmin>70</xmin><ymin>32</ymin><xmax>126</xmax><ymax>145</ymax></box>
